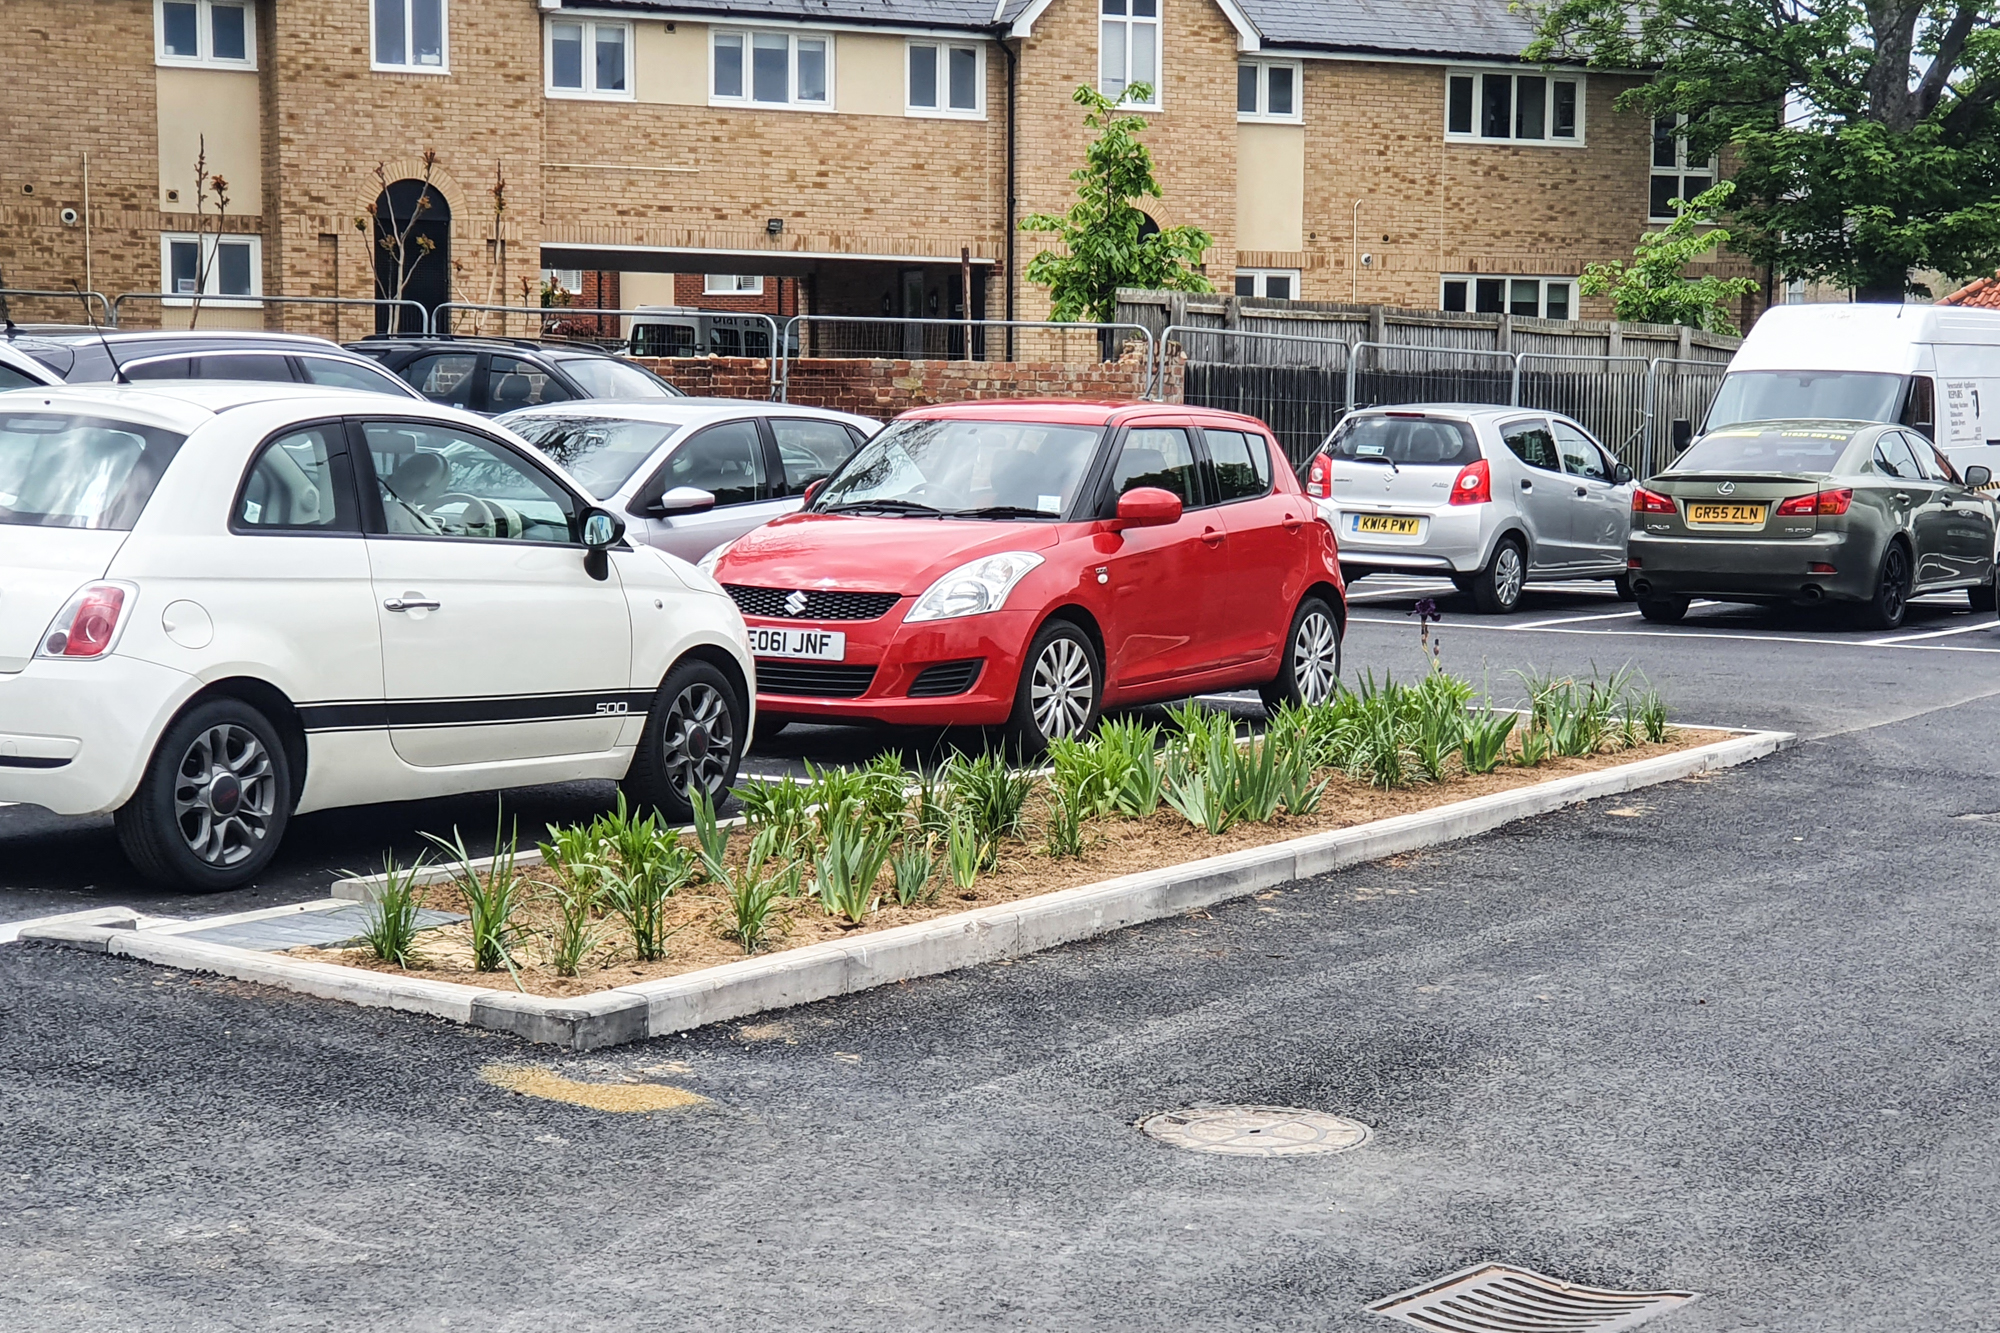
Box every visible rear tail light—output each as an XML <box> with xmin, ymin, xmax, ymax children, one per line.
<box><xmin>1448</xmin><ymin>457</ymin><xmax>1491</xmax><ymax>505</ymax></box>
<box><xmin>1808</xmin><ymin>562</ymin><xmax>1837</xmax><ymax>574</ymax></box>
<box><xmin>1775</xmin><ymin>488</ymin><xmax>1854</xmax><ymax>517</ymax></box>
<box><xmin>1632</xmin><ymin>486</ymin><xmax>1676</xmax><ymax>514</ymax></box>
<box><xmin>37</xmin><ymin>583</ymin><xmax>134</xmax><ymax>660</ymax></box>
<box><xmin>1305</xmin><ymin>453</ymin><xmax>1331</xmax><ymax>499</ymax></box>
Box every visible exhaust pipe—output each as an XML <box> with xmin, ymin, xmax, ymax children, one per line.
<box><xmin>1629</xmin><ymin>577</ymin><xmax>1652</xmax><ymax>597</ymax></box>
<box><xmin>1800</xmin><ymin>584</ymin><xmax>1824</xmax><ymax>603</ymax></box>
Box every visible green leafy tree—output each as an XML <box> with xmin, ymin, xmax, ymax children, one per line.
<box><xmin>1019</xmin><ymin>84</ymin><xmax>1214</xmax><ymax>322</ymax></box>
<box><xmin>1525</xmin><ymin>0</ymin><xmax>2000</xmax><ymax>300</ymax></box>
<box><xmin>1580</xmin><ymin>180</ymin><xmax>1760</xmax><ymax>333</ymax></box>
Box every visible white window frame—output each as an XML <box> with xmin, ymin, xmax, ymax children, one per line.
<box><xmin>371</xmin><ymin>0</ymin><xmax>449</xmax><ymax>75</ymax></box>
<box><xmin>154</xmin><ymin>0</ymin><xmax>256</xmax><ymax>69</ymax></box>
<box><xmin>544</xmin><ymin>17</ymin><xmax>633</xmax><ymax>101</ymax></box>
<box><xmin>703</xmin><ymin>275</ymin><xmax>766</xmax><ymax>296</ymax></box>
<box><xmin>1236</xmin><ymin>59</ymin><xmax>1300</xmax><ymax>124</ymax></box>
<box><xmin>1440</xmin><ymin>274</ymin><xmax>1576</xmax><ymax>320</ymax></box>
<box><xmin>1234</xmin><ymin>269</ymin><xmax>1301</xmax><ymax>300</ymax></box>
<box><xmin>541</xmin><ymin>267</ymin><xmax>583</xmax><ymax>296</ymax></box>
<box><xmin>1444</xmin><ymin>68</ymin><xmax>1585</xmax><ymax>147</ymax></box>
<box><xmin>905</xmin><ymin>40</ymin><xmax>986</xmax><ymax>119</ymax></box>
<box><xmin>1650</xmin><ymin>114</ymin><xmax>1720</xmax><ymax>221</ymax></box>
<box><xmin>1099</xmin><ymin>0</ymin><xmax>1161</xmax><ymax>111</ymax></box>
<box><xmin>709</xmin><ymin>27</ymin><xmax>834</xmax><ymax>112</ymax></box>
<box><xmin>160</xmin><ymin>233</ymin><xmax>264</xmax><ymax>308</ymax></box>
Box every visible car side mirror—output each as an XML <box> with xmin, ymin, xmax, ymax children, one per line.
<box><xmin>802</xmin><ymin>478</ymin><xmax>826</xmax><ymax>505</ymax></box>
<box><xmin>1613</xmin><ymin>463</ymin><xmax>1634</xmax><ymax>485</ymax></box>
<box><xmin>581</xmin><ymin>507</ymin><xmax>624</xmax><ymax>581</ymax></box>
<box><xmin>1671</xmin><ymin>419</ymin><xmax>1694</xmax><ymax>454</ymax></box>
<box><xmin>649</xmin><ymin>485</ymin><xmax>716</xmax><ymax>517</ymax></box>
<box><xmin>1108</xmin><ymin>486</ymin><xmax>1183</xmax><ymax>531</ymax></box>
<box><xmin>1966</xmin><ymin>465</ymin><xmax>1992</xmax><ymax>488</ymax></box>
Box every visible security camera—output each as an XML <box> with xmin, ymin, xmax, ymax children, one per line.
<box><xmin>1360</xmin><ymin>252</ymin><xmax>1374</xmax><ymax>267</ymax></box>
<box><xmin>59</xmin><ymin>206</ymin><xmax>80</xmax><ymax>227</ymax></box>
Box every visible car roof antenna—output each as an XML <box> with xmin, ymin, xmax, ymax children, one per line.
<box><xmin>0</xmin><ymin>268</ymin><xmax>14</xmax><ymax>340</ymax></box>
<box><xmin>70</xmin><ymin>280</ymin><xmax>126</xmax><ymax>384</ymax></box>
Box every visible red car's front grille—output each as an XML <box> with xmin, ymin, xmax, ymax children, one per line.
<box><xmin>726</xmin><ymin>585</ymin><xmax>901</xmax><ymax>621</ymax></box>
<box><xmin>755</xmin><ymin>662</ymin><xmax>878</xmax><ymax>698</ymax></box>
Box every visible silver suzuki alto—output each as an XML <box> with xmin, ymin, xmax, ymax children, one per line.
<box><xmin>1302</xmin><ymin>405</ymin><xmax>1636</xmax><ymax>613</ymax></box>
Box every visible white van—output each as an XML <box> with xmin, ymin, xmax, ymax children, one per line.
<box><xmin>1703</xmin><ymin>303</ymin><xmax>2000</xmax><ymax>473</ymax></box>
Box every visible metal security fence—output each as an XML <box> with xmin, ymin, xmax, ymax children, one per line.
<box><xmin>777</xmin><ymin>315</ymin><xmax>1156</xmax><ymax>401</ymax></box>
<box><xmin>0</xmin><ymin>287</ymin><xmax>114</xmax><ymax>327</ymax></box>
<box><xmin>107</xmin><ymin>292</ymin><xmax>428</xmax><ymax>339</ymax></box>
<box><xmin>1646</xmin><ymin>357</ymin><xmax>1732</xmax><ymax>475</ymax></box>
<box><xmin>1517</xmin><ymin>353</ymin><xmax>1652</xmax><ymax>470</ymax></box>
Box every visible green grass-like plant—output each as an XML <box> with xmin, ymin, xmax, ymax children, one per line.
<box><xmin>720</xmin><ymin>861</ymin><xmax>791</xmax><ymax>953</ymax></box>
<box><xmin>812</xmin><ymin>816</ymin><xmax>896</xmax><ymax>924</ymax></box>
<box><xmin>356</xmin><ymin>851</ymin><xmax>428</xmax><ymax>967</ymax></box>
<box><xmin>945</xmin><ymin>811</ymin><xmax>984</xmax><ymax>890</ymax></box>
<box><xmin>1043</xmin><ymin>786</ymin><xmax>1086</xmax><ymax>858</ymax></box>
<box><xmin>542</xmin><ymin>877</ymin><xmax>606</xmax><ymax>977</ymax></box>
<box><xmin>945</xmin><ymin>751</ymin><xmax>1034</xmax><ymax>862</ymax></box>
<box><xmin>890</xmin><ymin>835</ymin><xmax>939</xmax><ymax>906</ymax></box>
<box><xmin>1460</xmin><ymin>709</ymin><xmax>1519</xmax><ymax>774</ymax></box>
<box><xmin>424</xmin><ymin>815</ymin><xmax>529</xmax><ymax>976</ymax></box>
<box><xmin>689</xmin><ymin>782</ymin><xmax>730</xmax><ymax>878</ymax></box>
<box><xmin>737</xmin><ymin>776</ymin><xmax>814</xmax><ymax>865</ymax></box>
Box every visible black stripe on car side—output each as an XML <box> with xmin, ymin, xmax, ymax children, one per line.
<box><xmin>0</xmin><ymin>755</ymin><xmax>70</xmax><ymax>769</ymax></box>
<box><xmin>297</xmin><ymin>691</ymin><xmax>655</xmax><ymax>733</ymax></box>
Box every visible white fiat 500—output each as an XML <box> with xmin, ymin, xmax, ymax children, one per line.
<box><xmin>0</xmin><ymin>383</ymin><xmax>755</xmax><ymax>890</ymax></box>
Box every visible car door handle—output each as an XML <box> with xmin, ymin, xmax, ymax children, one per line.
<box><xmin>1281</xmin><ymin>513</ymin><xmax>1305</xmax><ymax>531</ymax></box>
<box><xmin>1575</xmin><ymin>486</ymin><xmax>1589</xmax><ymax>497</ymax></box>
<box><xmin>383</xmin><ymin>597</ymin><xmax>441</xmax><ymax>612</ymax></box>
<box><xmin>1893</xmin><ymin>493</ymin><xmax>1911</xmax><ymax>504</ymax></box>
<box><xmin>1520</xmin><ymin>479</ymin><xmax>1534</xmax><ymax>491</ymax></box>
<box><xmin>1201</xmin><ymin>526</ymin><xmax>1225</xmax><ymax>546</ymax></box>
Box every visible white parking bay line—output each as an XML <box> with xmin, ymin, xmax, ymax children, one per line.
<box><xmin>1349</xmin><ymin>615</ymin><xmax>2000</xmax><ymax>653</ymax></box>
<box><xmin>1510</xmin><ymin>608</ymin><xmax>1645</xmax><ymax>629</ymax></box>
<box><xmin>1862</xmin><ymin>618</ymin><xmax>2000</xmax><ymax>646</ymax></box>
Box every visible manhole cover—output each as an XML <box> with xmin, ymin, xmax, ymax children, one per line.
<box><xmin>1138</xmin><ymin>1105</ymin><xmax>1371</xmax><ymax>1156</ymax></box>
<box><xmin>1370</xmin><ymin>1263</ymin><xmax>1697</xmax><ymax>1332</ymax></box>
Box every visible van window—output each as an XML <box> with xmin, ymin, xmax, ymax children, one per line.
<box><xmin>1899</xmin><ymin>375</ymin><xmax>1935</xmax><ymax>439</ymax></box>
<box><xmin>1325</xmin><ymin>414</ymin><xmax>1479</xmax><ymax>467</ymax></box>
<box><xmin>1704</xmin><ymin>371</ymin><xmax>1906</xmax><ymax>431</ymax></box>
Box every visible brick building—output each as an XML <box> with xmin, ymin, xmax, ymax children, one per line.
<box><xmin>0</xmin><ymin>0</ymin><xmax>1755</xmax><ymax>336</ymax></box>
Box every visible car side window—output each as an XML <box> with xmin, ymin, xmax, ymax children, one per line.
<box><xmin>1552</xmin><ymin>422</ymin><xmax>1611</xmax><ymax>482</ymax></box>
<box><xmin>1111</xmin><ymin>427</ymin><xmax>1202</xmax><ymax>507</ymax></box>
<box><xmin>1502</xmin><ymin>419</ymin><xmax>1562</xmax><ymax>473</ymax></box>
<box><xmin>196</xmin><ymin>353</ymin><xmax>299</xmax><ymax>383</ymax></box>
<box><xmin>660</xmin><ymin>420</ymin><xmax>766</xmax><ymax>507</ymax></box>
<box><xmin>0</xmin><ymin>364</ymin><xmax>38</xmax><ymax>391</ymax></box>
<box><xmin>1921</xmin><ymin>439</ymin><xmax>1967</xmax><ymax>485</ymax></box>
<box><xmin>1204</xmin><ymin>428</ymin><xmax>1272</xmax><ymax>502</ymax></box>
<box><xmin>235</xmin><ymin>425</ymin><xmax>357</xmax><ymax>532</ymax></box>
<box><xmin>298</xmin><ymin>355</ymin><xmax>406</xmax><ymax>395</ymax></box>
<box><xmin>1872</xmin><ymin>432</ymin><xmax>1923</xmax><ymax>480</ymax></box>
<box><xmin>360</xmin><ymin>421</ymin><xmax>580</xmax><ymax>543</ymax></box>
<box><xmin>770</xmin><ymin>418</ymin><xmax>858</xmax><ymax>495</ymax></box>
<box><xmin>121</xmin><ymin>357</ymin><xmax>195</xmax><ymax>381</ymax></box>
<box><xmin>485</xmin><ymin>355</ymin><xmax>574</xmax><ymax>412</ymax></box>
<box><xmin>399</xmin><ymin>353</ymin><xmax>478</xmax><ymax>408</ymax></box>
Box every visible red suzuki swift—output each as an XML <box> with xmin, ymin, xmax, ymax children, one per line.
<box><xmin>703</xmin><ymin>401</ymin><xmax>1346</xmax><ymax>751</ymax></box>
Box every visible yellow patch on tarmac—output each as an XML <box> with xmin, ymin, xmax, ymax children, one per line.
<box><xmin>481</xmin><ymin>1065</ymin><xmax>706</xmax><ymax>1113</ymax></box>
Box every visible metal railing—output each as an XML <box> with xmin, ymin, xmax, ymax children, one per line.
<box><xmin>1517</xmin><ymin>352</ymin><xmax>1653</xmax><ymax>470</ymax></box>
<box><xmin>433</xmin><ymin>303</ymin><xmax>786</xmax><ymax>396</ymax></box>
<box><xmin>1345</xmin><ymin>341</ymin><xmax>1523</xmax><ymax>414</ymax></box>
<box><xmin>1644</xmin><ymin>356</ymin><xmax>1730</xmax><ymax>476</ymax></box>
<box><xmin>777</xmin><ymin>315</ymin><xmax>1156</xmax><ymax>404</ymax></box>
<box><xmin>1157</xmin><ymin>324</ymin><xmax>1354</xmax><ymax>464</ymax></box>
<box><xmin>109</xmin><ymin>292</ymin><xmax>429</xmax><ymax>338</ymax></box>
<box><xmin>0</xmin><ymin>287</ymin><xmax>115</xmax><ymax>326</ymax></box>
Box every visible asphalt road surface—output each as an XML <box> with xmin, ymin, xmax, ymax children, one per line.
<box><xmin>6</xmin><ymin>601</ymin><xmax>1999</xmax><ymax>1329</ymax></box>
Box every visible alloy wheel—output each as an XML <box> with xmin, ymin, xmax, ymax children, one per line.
<box><xmin>660</xmin><ymin>682</ymin><xmax>735</xmax><ymax>800</ymax></box>
<box><xmin>1881</xmin><ymin>546</ymin><xmax>1909</xmax><ymax>622</ymax></box>
<box><xmin>1493</xmin><ymin>544</ymin><xmax>1525</xmax><ymax>607</ymax></box>
<box><xmin>172</xmin><ymin>724</ymin><xmax>278</xmax><ymax>867</ymax></box>
<box><xmin>1029</xmin><ymin>637</ymin><xmax>1094</xmax><ymax>740</ymax></box>
<box><xmin>1291</xmin><ymin>610</ymin><xmax>1340</xmax><ymax>704</ymax></box>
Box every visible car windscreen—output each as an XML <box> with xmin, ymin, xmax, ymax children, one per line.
<box><xmin>0</xmin><ymin>412</ymin><xmax>187</xmax><ymax>529</ymax></box>
<box><xmin>1670</xmin><ymin>424</ymin><xmax>1859</xmax><ymax>475</ymax></box>
<box><xmin>1324</xmin><ymin>414</ymin><xmax>1480</xmax><ymax>467</ymax></box>
<box><xmin>553</xmin><ymin>356</ymin><xmax>683</xmax><ymax>399</ymax></box>
<box><xmin>814</xmin><ymin>419</ymin><xmax>1102</xmax><ymax>518</ymax></box>
<box><xmin>504</xmin><ymin>414</ymin><xmax>680</xmax><ymax>497</ymax></box>
<box><xmin>1704</xmin><ymin>371</ymin><xmax>1906</xmax><ymax>431</ymax></box>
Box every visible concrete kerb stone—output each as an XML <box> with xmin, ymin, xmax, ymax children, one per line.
<box><xmin>19</xmin><ymin>729</ymin><xmax>1792</xmax><ymax>1050</ymax></box>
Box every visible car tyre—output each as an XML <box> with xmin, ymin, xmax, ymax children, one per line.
<box><xmin>1260</xmin><ymin>596</ymin><xmax>1343</xmax><ymax>714</ymax></box>
<box><xmin>114</xmin><ymin>697</ymin><xmax>292</xmax><ymax>892</ymax></box>
<box><xmin>622</xmin><ymin>658</ymin><xmax>744</xmax><ymax>822</ymax></box>
<box><xmin>1860</xmin><ymin>542</ymin><xmax>1912</xmax><ymax>631</ymax></box>
<box><xmin>1471</xmin><ymin>537</ymin><xmax>1526</xmax><ymax>614</ymax></box>
<box><xmin>750</xmin><ymin>715</ymin><xmax>790</xmax><ymax>749</ymax></box>
<box><xmin>1970</xmin><ymin>564</ymin><xmax>1998</xmax><ymax>614</ymax></box>
<box><xmin>1636</xmin><ymin>595</ymin><xmax>1690</xmax><ymax>624</ymax></box>
<box><xmin>1003</xmin><ymin>619</ymin><xmax>1102</xmax><ymax>758</ymax></box>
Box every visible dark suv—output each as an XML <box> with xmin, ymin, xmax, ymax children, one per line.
<box><xmin>349</xmin><ymin>338</ymin><xmax>685</xmax><ymax>415</ymax></box>
<box><xmin>11</xmin><ymin>330</ymin><xmax>423</xmax><ymax>398</ymax></box>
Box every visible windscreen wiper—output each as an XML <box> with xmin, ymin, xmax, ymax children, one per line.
<box><xmin>819</xmin><ymin>499</ymin><xmax>946</xmax><ymax>515</ymax></box>
<box><xmin>944</xmin><ymin>505</ymin><xmax>1056</xmax><ymax>519</ymax></box>
<box><xmin>1352</xmin><ymin>454</ymin><xmax>1400</xmax><ymax>474</ymax></box>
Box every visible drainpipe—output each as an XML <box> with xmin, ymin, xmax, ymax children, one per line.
<box><xmin>1350</xmin><ymin>200</ymin><xmax>1362</xmax><ymax>304</ymax></box>
<box><xmin>1002</xmin><ymin>33</ymin><xmax>1018</xmax><ymax>362</ymax></box>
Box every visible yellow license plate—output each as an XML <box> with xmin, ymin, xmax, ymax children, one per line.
<box><xmin>1685</xmin><ymin>502</ymin><xmax>1766</xmax><ymax>525</ymax></box>
<box><xmin>1354</xmin><ymin>514</ymin><xmax>1422</xmax><ymax>535</ymax></box>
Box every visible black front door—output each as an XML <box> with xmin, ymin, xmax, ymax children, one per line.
<box><xmin>372</xmin><ymin>179</ymin><xmax>452</xmax><ymax>334</ymax></box>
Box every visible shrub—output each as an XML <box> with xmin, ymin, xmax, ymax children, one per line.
<box><xmin>1460</xmin><ymin>709</ymin><xmax>1519</xmax><ymax>774</ymax></box>
<box><xmin>945</xmin><ymin>751</ymin><xmax>1034</xmax><ymax>862</ymax></box>
<box><xmin>357</xmin><ymin>851</ymin><xmax>428</xmax><ymax>967</ymax></box>
<box><xmin>890</xmin><ymin>836</ymin><xmax>939</xmax><ymax>906</ymax></box>
<box><xmin>601</xmin><ymin>840</ymin><xmax>693</xmax><ymax>963</ymax></box>
<box><xmin>720</xmin><ymin>861</ymin><xmax>792</xmax><ymax>954</ymax></box>
<box><xmin>812</xmin><ymin>812</ymin><xmax>896</xmax><ymax>924</ymax></box>
<box><xmin>542</xmin><ymin>877</ymin><xmax>605</xmax><ymax>977</ymax></box>
<box><xmin>424</xmin><ymin>815</ymin><xmax>530</xmax><ymax>976</ymax></box>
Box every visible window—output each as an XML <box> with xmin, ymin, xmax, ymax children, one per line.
<box><xmin>362</xmin><ymin>422</ymin><xmax>579</xmax><ymax>542</ymax></box>
<box><xmin>1872</xmin><ymin>431</ymin><xmax>1923</xmax><ymax>480</ymax></box>
<box><xmin>194</xmin><ymin>352</ymin><xmax>295</xmax><ymax>382</ymax></box>
<box><xmin>541</xmin><ymin>268</ymin><xmax>583</xmax><ymax>298</ymax></box>
<box><xmin>1552</xmin><ymin>421</ymin><xmax>1611</xmax><ymax>482</ymax></box>
<box><xmin>1100</xmin><ymin>0</ymin><xmax>1159</xmax><ymax>108</ymax></box>
<box><xmin>712</xmin><ymin>29</ymin><xmax>830</xmax><ymax>109</ymax></box>
<box><xmin>704</xmin><ymin>274</ymin><xmax>765</xmax><ymax>296</ymax></box>
<box><xmin>1203</xmin><ymin>429</ymin><xmax>1272</xmax><ymax>502</ymax></box>
<box><xmin>0</xmin><ymin>412</ymin><xmax>187</xmax><ymax>532</ymax></box>
<box><xmin>1111</xmin><ymin>427</ymin><xmax>1200</xmax><ymax>507</ymax></box>
<box><xmin>373</xmin><ymin>0</ymin><xmax>446</xmax><ymax>72</ymax></box>
<box><xmin>1234</xmin><ymin>269</ymin><xmax>1300</xmax><ymax>300</ymax></box>
<box><xmin>398</xmin><ymin>352</ymin><xmax>478</xmax><ymax>409</ymax></box>
<box><xmin>160</xmin><ymin>234</ymin><xmax>262</xmax><ymax>305</ymax></box>
<box><xmin>552</xmin><ymin>357</ymin><xmax>677</xmax><ymax>399</ymax></box>
<box><xmin>771</xmin><ymin>418</ymin><xmax>860</xmax><ymax>495</ymax></box>
<box><xmin>1441</xmin><ymin>274</ymin><xmax>1574</xmax><ymax>320</ymax></box>
<box><xmin>156</xmin><ymin>0</ymin><xmax>254</xmax><ymax>67</ymax></box>
<box><xmin>1446</xmin><ymin>70</ymin><xmax>1581</xmax><ymax>144</ymax></box>
<box><xmin>235</xmin><ymin>426</ymin><xmax>357</xmax><ymax>531</ymax></box>
<box><xmin>908</xmin><ymin>42</ymin><xmax>982</xmax><ymax>116</ymax></box>
<box><xmin>658</xmin><ymin>420</ymin><xmax>767</xmax><ymax>508</ymax></box>
<box><xmin>1501</xmin><ymin>419</ymin><xmax>1561</xmax><ymax>472</ymax></box>
<box><xmin>484</xmin><ymin>355</ymin><xmax>573</xmax><ymax>412</ymax></box>
<box><xmin>1650</xmin><ymin>115</ymin><xmax>1717</xmax><ymax>220</ymax></box>
<box><xmin>1237</xmin><ymin>60</ymin><xmax>1299</xmax><ymax>122</ymax></box>
<box><xmin>297</xmin><ymin>355</ymin><xmax>411</xmax><ymax>396</ymax></box>
<box><xmin>547</xmin><ymin>18</ymin><xmax>630</xmax><ymax>98</ymax></box>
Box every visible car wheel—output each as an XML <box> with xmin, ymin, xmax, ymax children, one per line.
<box><xmin>1613</xmin><ymin>573</ymin><xmax>1638</xmax><ymax>602</ymax></box>
<box><xmin>1861</xmin><ymin>542</ymin><xmax>1912</xmax><ymax>631</ymax></box>
<box><xmin>1004</xmin><ymin>619</ymin><xmax>1102</xmax><ymax>757</ymax></box>
<box><xmin>1260</xmin><ymin>596</ymin><xmax>1343</xmax><ymax>713</ymax></box>
<box><xmin>1970</xmin><ymin>564</ymin><xmax>1998</xmax><ymax>614</ymax></box>
<box><xmin>1471</xmin><ymin>537</ymin><xmax>1526</xmax><ymax>614</ymax></box>
<box><xmin>1636</xmin><ymin>596</ymin><xmax>1690</xmax><ymax>624</ymax></box>
<box><xmin>623</xmin><ymin>658</ymin><xmax>744</xmax><ymax>821</ymax></box>
<box><xmin>113</xmin><ymin>698</ymin><xmax>292</xmax><ymax>891</ymax></box>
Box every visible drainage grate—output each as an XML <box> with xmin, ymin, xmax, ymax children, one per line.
<box><xmin>1369</xmin><ymin>1264</ymin><xmax>1696</xmax><ymax>1333</ymax></box>
<box><xmin>1138</xmin><ymin>1105</ymin><xmax>1371</xmax><ymax>1157</ymax></box>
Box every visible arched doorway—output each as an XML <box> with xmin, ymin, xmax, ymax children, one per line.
<box><xmin>371</xmin><ymin>179</ymin><xmax>451</xmax><ymax>333</ymax></box>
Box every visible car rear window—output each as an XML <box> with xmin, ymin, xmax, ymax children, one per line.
<box><xmin>0</xmin><ymin>412</ymin><xmax>187</xmax><ymax>529</ymax></box>
<box><xmin>1672</xmin><ymin>425</ymin><xmax>1857</xmax><ymax>474</ymax></box>
<box><xmin>1325</xmin><ymin>414</ymin><xmax>1479</xmax><ymax>467</ymax></box>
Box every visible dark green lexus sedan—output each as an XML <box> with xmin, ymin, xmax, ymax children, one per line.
<box><xmin>1627</xmin><ymin>420</ymin><xmax>1999</xmax><ymax>630</ymax></box>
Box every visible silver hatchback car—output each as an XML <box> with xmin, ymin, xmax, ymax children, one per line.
<box><xmin>1303</xmin><ymin>405</ymin><xmax>1636</xmax><ymax>613</ymax></box>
